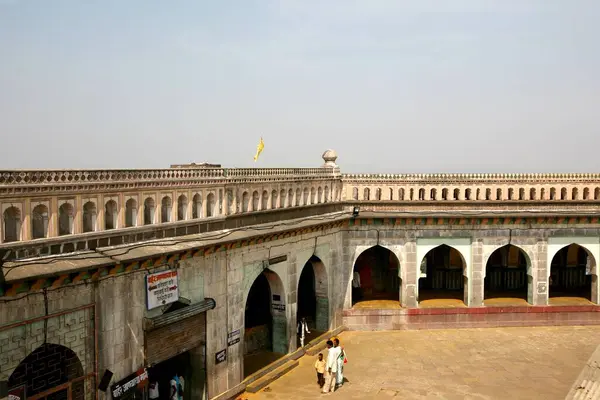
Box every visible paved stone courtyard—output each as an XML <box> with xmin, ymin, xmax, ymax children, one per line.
<box><xmin>242</xmin><ymin>326</ymin><xmax>600</xmax><ymax>399</ymax></box>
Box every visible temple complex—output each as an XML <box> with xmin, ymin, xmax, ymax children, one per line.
<box><xmin>1</xmin><ymin>150</ymin><xmax>599</xmax><ymax>399</ymax></box>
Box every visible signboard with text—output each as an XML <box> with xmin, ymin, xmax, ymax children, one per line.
<box><xmin>111</xmin><ymin>368</ymin><xmax>148</xmax><ymax>399</ymax></box>
<box><xmin>227</xmin><ymin>329</ymin><xmax>240</xmax><ymax>346</ymax></box>
<box><xmin>146</xmin><ymin>270</ymin><xmax>179</xmax><ymax>310</ymax></box>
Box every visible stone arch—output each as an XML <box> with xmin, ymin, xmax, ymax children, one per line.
<box><xmin>58</xmin><ymin>202</ymin><xmax>75</xmax><ymax>235</ymax></box>
<box><xmin>82</xmin><ymin>201</ymin><xmax>97</xmax><ymax>233</ymax></box>
<box><xmin>303</xmin><ymin>187</ymin><xmax>309</xmax><ymax>205</ymax></box>
<box><xmin>271</xmin><ymin>190</ymin><xmax>278</xmax><ymax>209</ymax></box>
<box><xmin>530</xmin><ymin>187</ymin><xmax>536</xmax><ymax>200</ymax></box>
<box><xmin>244</xmin><ymin>268</ymin><xmax>287</xmax><ymax>376</ymax></box>
<box><xmin>125</xmin><ymin>198</ymin><xmax>137</xmax><ymax>227</ymax></box>
<box><xmin>430</xmin><ymin>188</ymin><xmax>437</xmax><ymax>200</ymax></box>
<box><xmin>161</xmin><ymin>196</ymin><xmax>172</xmax><ymax>223</ymax></box>
<box><xmin>318</xmin><ymin>186</ymin><xmax>323</xmax><ymax>203</ymax></box>
<box><xmin>399</xmin><ymin>188</ymin><xmax>405</xmax><ymax>200</ymax></box>
<box><xmin>465</xmin><ymin>188</ymin><xmax>472</xmax><ymax>200</ymax></box>
<box><xmin>104</xmin><ymin>199</ymin><xmax>118</xmax><ymax>230</ymax></box>
<box><xmin>364</xmin><ymin>187</ymin><xmax>370</xmax><ymax>201</ymax></box>
<box><xmin>310</xmin><ymin>187</ymin><xmax>316</xmax><ymax>204</ymax></box>
<box><xmin>583</xmin><ymin>187</ymin><xmax>590</xmax><ymax>200</ymax></box>
<box><xmin>485</xmin><ymin>188</ymin><xmax>492</xmax><ymax>200</ymax></box>
<box><xmin>560</xmin><ymin>187</ymin><xmax>567</xmax><ymax>200</ymax></box>
<box><xmin>519</xmin><ymin>187</ymin><xmax>525</xmax><ymax>200</ymax></box>
<box><xmin>418</xmin><ymin>243</ymin><xmax>469</xmax><ymax>306</ymax></box>
<box><xmin>441</xmin><ymin>188</ymin><xmax>448</xmax><ymax>200</ymax></box>
<box><xmin>251</xmin><ymin>191</ymin><xmax>260</xmax><ymax>211</ymax></box>
<box><xmin>297</xmin><ymin>255</ymin><xmax>329</xmax><ymax>336</ymax></box>
<box><xmin>206</xmin><ymin>192</ymin><xmax>216</xmax><ymax>217</ymax></box>
<box><xmin>352</xmin><ymin>187</ymin><xmax>359</xmax><ymax>200</ymax></box>
<box><xmin>287</xmin><ymin>189</ymin><xmax>293</xmax><ymax>207</ymax></box>
<box><xmin>8</xmin><ymin>343</ymin><xmax>85</xmax><ymax>400</ymax></box>
<box><xmin>595</xmin><ymin>188</ymin><xmax>600</xmax><ymax>200</ymax></box>
<box><xmin>550</xmin><ymin>187</ymin><xmax>557</xmax><ymax>200</ymax></box>
<box><xmin>418</xmin><ymin>188</ymin><xmax>425</xmax><ymax>200</ymax></box>
<box><xmin>572</xmin><ymin>187</ymin><xmax>579</xmax><ymax>200</ymax></box>
<box><xmin>483</xmin><ymin>244</ymin><xmax>531</xmax><ymax>305</ymax></box>
<box><xmin>31</xmin><ymin>204</ymin><xmax>49</xmax><ymax>239</ymax></box>
<box><xmin>143</xmin><ymin>197</ymin><xmax>155</xmax><ymax>225</ymax></box>
<box><xmin>192</xmin><ymin>193</ymin><xmax>202</xmax><ymax>218</ymax></box>
<box><xmin>295</xmin><ymin>188</ymin><xmax>301</xmax><ymax>206</ymax></box>
<box><xmin>279</xmin><ymin>189</ymin><xmax>286</xmax><ymax>208</ymax></box>
<box><xmin>177</xmin><ymin>194</ymin><xmax>188</xmax><ymax>220</ymax></box>
<box><xmin>261</xmin><ymin>190</ymin><xmax>269</xmax><ymax>210</ymax></box>
<box><xmin>548</xmin><ymin>242</ymin><xmax>598</xmax><ymax>303</ymax></box>
<box><xmin>3</xmin><ymin>206</ymin><xmax>21</xmax><ymax>242</ymax></box>
<box><xmin>324</xmin><ymin>186</ymin><xmax>330</xmax><ymax>203</ymax></box>
<box><xmin>496</xmin><ymin>188</ymin><xmax>502</xmax><ymax>200</ymax></box>
<box><xmin>352</xmin><ymin>245</ymin><xmax>401</xmax><ymax>305</ymax></box>
<box><xmin>242</xmin><ymin>191</ymin><xmax>249</xmax><ymax>212</ymax></box>
<box><xmin>453</xmin><ymin>188</ymin><xmax>460</xmax><ymax>200</ymax></box>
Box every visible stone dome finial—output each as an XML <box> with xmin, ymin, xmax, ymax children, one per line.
<box><xmin>322</xmin><ymin>149</ymin><xmax>338</xmax><ymax>168</ymax></box>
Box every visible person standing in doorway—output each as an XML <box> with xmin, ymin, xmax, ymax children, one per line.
<box><xmin>334</xmin><ymin>338</ymin><xmax>347</xmax><ymax>388</ymax></box>
<box><xmin>322</xmin><ymin>340</ymin><xmax>340</xmax><ymax>394</ymax></box>
<box><xmin>148</xmin><ymin>380</ymin><xmax>159</xmax><ymax>400</ymax></box>
<box><xmin>297</xmin><ymin>317</ymin><xmax>310</xmax><ymax>347</ymax></box>
<box><xmin>177</xmin><ymin>373</ymin><xmax>185</xmax><ymax>400</ymax></box>
<box><xmin>352</xmin><ymin>269</ymin><xmax>362</xmax><ymax>301</ymax></box>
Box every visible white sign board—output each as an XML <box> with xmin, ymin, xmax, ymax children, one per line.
<box><xmin>146</xmin><ymin>270</ymin><xmax>179</xmax><ymax>310</ymax></box>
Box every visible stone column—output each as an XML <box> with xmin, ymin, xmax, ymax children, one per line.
<box><xmin>97</xmin><ymin>195</ymin><xmax>105</xmax><ymax>232</ymax></box>
<box><xmin>49</xmin><ymin>196</ymin><xmax>58</xmax><ymax>237</ymax></box>
<box><xmin>401</xmin><ymin>241</ymin><xmax>418</xmax><ymax>308</ymax></box>
<box><xmin>74</xmin><ymin>196</ymin><xmax>82</xmax><ymax>234</ymax></box>
<box><xmin>531</xmin><ymin>240</ymin><xmax>549</xmax><ymax>305</ymax></box>
<box><xmin>22</xmin><ymin>198</ymin><xmax>31</xmax><ymax>241</ymax></box>
<box><xmin>119</xmin><ymin>193</ymin><xmax>125</xmax><ymax>228</ymax></box>
<box><xmin>470</xmin><ymin>240</ymin><xmax>484</xmax><ymax>307</ymax></box>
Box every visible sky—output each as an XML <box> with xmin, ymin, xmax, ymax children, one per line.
<box><xmin>1</xmin><ymin>0</ymin><xmax>599</xmax><ymax>173</ymax></box>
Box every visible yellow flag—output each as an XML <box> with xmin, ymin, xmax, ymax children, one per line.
<box><xmin>253</xmin><ymin>137</ymin><xmax>264</xmax><ymax>162</ymax></box>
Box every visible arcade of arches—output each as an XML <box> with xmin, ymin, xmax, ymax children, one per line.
<box><xmin>243</xmin><ymin>257</ymin><xmax>329</xmax><ymax>378</ymax></box>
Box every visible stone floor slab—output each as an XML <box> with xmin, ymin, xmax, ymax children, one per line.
<box><xmin>240</xmin><ymin>326</ymin><xmax>600</xmax><ymax>400</ymax></box>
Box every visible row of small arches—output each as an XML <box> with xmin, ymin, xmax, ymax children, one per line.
<box><xmin>238</xmin><ymin>186</ymin><xmax>331</xmax><ymax>212</ymax></box>
<box><xmin>1</xmin><ymin>193</ymin><xmax>216</xmax><ymax>242</ymax></box>
<box><xmin>2</xmin><ymin>185</ymin><xmax>335</xmax><ymax>242</ymax></box>
<box><xmin>353</xmin><ymin>186</ymin><xmax>600</xmax><ymax>201</ymax></box>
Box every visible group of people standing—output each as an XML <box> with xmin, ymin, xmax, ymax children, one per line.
<box><xmin>315</xmin><ymin>337</ymin><xmax>347</xmax><ymax>394</ymax></box>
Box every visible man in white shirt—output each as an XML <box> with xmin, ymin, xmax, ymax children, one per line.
<box><xmin>322</xmin><ymin>340</ymin><xmax>340</xmax><ymax>393</ymax></box>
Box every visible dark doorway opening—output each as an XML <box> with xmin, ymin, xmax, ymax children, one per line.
<box><xmin>244</xmin><ymin>272</ymin><xmax>283</xmax><ymax>377</ymax></box>
<box><xmin>148</xmin><ymin>351</ymin><xmax>191</xmax><ymax>400</ymax></box>
<box><xmin>550</xmin><ymin>244</ymin><xmax>593</xmax><ymax>303</ymax></box>
<box><xmin>484</xmin><ymin>245</ymin><xmax>529</xmax><ymax>306</ymax></box>
<box><xmin>352</xmin><ymin>245</ymin><xmax>400</xmax><ymax>306</ymax></box>
<box><xmin>418</xmin><ymin>245</ymin><xmax>466</xmax><ymax>306</ymax></box>
<box><xmin>297</xmin><ymin>256</ymin><xmax>324</xmax><ymax>346</ymax></box>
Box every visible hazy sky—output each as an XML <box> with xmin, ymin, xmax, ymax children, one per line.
<box><xmin>1</xmin><ymin>1</ymin><xmax>599</xmax><ymax>173</ymax></box>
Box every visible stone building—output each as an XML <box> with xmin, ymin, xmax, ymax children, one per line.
<box><xmin>1</xmin><ymin>150</ymin><xmax>599</xmax><ymax>399</ymax></box>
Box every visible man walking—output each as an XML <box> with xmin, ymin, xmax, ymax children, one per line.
<box><xmin>322</xmin><ymin>340</ymin><xmax>340</xmax><ymax>394</ymax></box>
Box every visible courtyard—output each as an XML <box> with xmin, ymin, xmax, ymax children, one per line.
<box><xmin>242</xmin><ymin>326</ymin><xmax>600</xmax><ymax>399</ymax></box>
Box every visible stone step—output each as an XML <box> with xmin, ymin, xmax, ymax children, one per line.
<box><xmin>245</xmin><ymin>359</ymin><xmax>300</xmax><ymax>393</ymax></box>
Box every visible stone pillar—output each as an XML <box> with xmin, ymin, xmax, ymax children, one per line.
<box><xmin>119</xmin><ymin>193</ymin><xmax>125</xmax><ymax>228</ymax></box>
<box><xmin>171</xmin><ymin>191</ymin><xmax>177</xmax><ymax>222</ymax></box>
<box><xmin>22</xmin><ymin>198</ymin><xmax>31</xmax><ymax>241</ymax></box>
<box><xmin>531</xmin><ymin>240</ymin><xmax>549</xmax><ymax>305</ymax></box>
<box><xmin>49</xmin><ymin>196</ymin><xmax>58</xmax><ymax>237</ymax></box>
<box><xmin>97</xmin><ymin>195</ymin><xmax>105</xmax><ymax>232</ymax></box>
<box><xmin>401</xmin><ymin>241</ymin><xmax>418</xmax><ymax>308</ymax></box>
<box><xmin>74</xmin><ymin>196</ymin><xmax>82</xmax><ymax>234</ymax></box>
<box><xmin>470</xmin><ymin>240</ymin><xmax>484</xmax><ymax>307</ymax></box>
